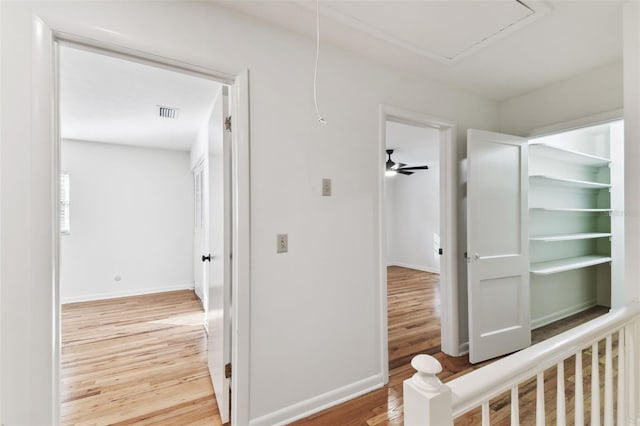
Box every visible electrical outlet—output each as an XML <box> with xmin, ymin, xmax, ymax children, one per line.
<box><xmin>322</xmin><ymin>178</ymin><xmax>332</xmax><ymax>196</ymax></box>
<box><xmin>277</xmin><ymin>234</ymin><xmax>288</xmax><ymax>253</ymax></box>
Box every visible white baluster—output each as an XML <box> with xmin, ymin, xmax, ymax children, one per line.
<box><xmin>403</xmin><ymin>354</ymin><xmax>453</xmax><ymax>426</ymax></box>
<box><xmin>511</xmin><ymin>386</ymin><xmax>519</xmax><ymax>425</ymax></box>
<box><xmin>557</xmin><ymin>361</ymin><xmax>566</xmax><ymax>426</ymax></box>
<box><xmin>482</xmin><ymin>401</ymin><xmax>490</xmax><ymax>426</ymax></box>
<box><xmin>617</xmin><ymin>328</ymin><xmax>625</xmax><ymax>426</ymax></box>
<box><xmin>591</xmin><ymin>341</ymin><xmax>600</xmax><ymax>426</ymax></box>
<box><xmin>627</xmin><ymin>323</ymin><xmax>636</xmax><ymax>425</ymax></box>
<box><xmin>575</xmin><ymin>350</ymin><xmax>583</xmax><ymax>426</ymax></box>
<box><xmin>604</xmin><ymin>334</ymin><xmax>613</xmax><ymax>426</ymax></box>
<box><xmin>536</xmin><ymin>372</ymin><xmax>545</xmax><ymax>426</ymax></box>
<box><xmin>632</xmin><ymin>320</ymin><xmax>640</xmax><ymax>424</ymax></box>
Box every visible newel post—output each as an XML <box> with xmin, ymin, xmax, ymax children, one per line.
<box><xmin>403</xmin><ymin>354</ymin><xmax>453</xmax><ymax>426</ymax></box>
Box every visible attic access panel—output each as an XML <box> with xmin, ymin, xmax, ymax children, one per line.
<box><xmin>321</xmin><ymin>0</ymin><xmax>551</xmax><ymax>64</ymax></box>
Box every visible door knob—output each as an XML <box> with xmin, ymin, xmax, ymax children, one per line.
<box><xmin>473</xmin><ymin>253</ymin><xmax>480</xmax><ymax>260</ymax></box>
<box><xmin>202</xmin><ymin>254</ymin><xmax>212</xmax><ymax>262</ymax></box>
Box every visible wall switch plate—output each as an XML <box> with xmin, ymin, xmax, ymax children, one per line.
<box><xmin>322</xmin><ymin>178</ymin><xmax>332</xmax><ymax>196</ymax></box>
<box><xmin>277</xmin><ymin>234</ymin><xmax>288</xmax><ymax>253</ymax></box>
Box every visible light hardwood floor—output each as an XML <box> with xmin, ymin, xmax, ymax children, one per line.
<box><xmin>61</xmin><ymin>269</ymin><xmax>609</xmax><ymax>425</ymax></box>
<box><xmin>292</xmin><ymin>266</ymin><xmax>609</xmax><ymax>425</ymax></box>
<box><xmin>61</xmin><ymin>290</ymin><xmax>220</xmax><ymax>425</ymax></box>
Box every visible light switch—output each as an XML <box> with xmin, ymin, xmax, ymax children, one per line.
<box><xmin>322</xmin><ymin>178</ymin><xmax>332</xmax><ymax>196</ymax></box>
<box><xmin>277</xmin><ymin>234</ymin><xmax>288</xmax><ymax>253</ymax></box>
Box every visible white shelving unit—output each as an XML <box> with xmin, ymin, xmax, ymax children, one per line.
<box><xmin>528</xmin><ymin>143</ymin><xmax>611</xmax><ymax>167</ymax></box>
<box><xmin>530</xmin><ymin>255</ymin><xmax>613</xmax><ymax>275</ymax></box>
<box><xmin>527</xmin><ymin>121</ymin><xmax>621</xmax><ymax>329</ymax></box>
<box><xmin>529</xmin><ymin>232</ymin><xmax>611</xmax><ymax>242</ymax></box>
<box><xmin>529</xmin><ymin>175</ymin><xmax>611</xmax><ymax>190</ymax></box>
<box><xmin>530</xmin><ymin>207</ymin><xmax>611</xmax><ymax>213</ymax></box>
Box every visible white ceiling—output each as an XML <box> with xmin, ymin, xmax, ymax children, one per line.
<box><xmin>386</xmin><ymin>121</ymin><xmax>440</xmax><ymax>167</ymax></box>
<box><xmin>220</xmin><ymin>0</ymin><xmax>623</xmax><ymax>101</ymax></box>
<box><xmin>60</xmin><ymin>46</ymin><xmax>221</xmax><ymax>151</ymax></box>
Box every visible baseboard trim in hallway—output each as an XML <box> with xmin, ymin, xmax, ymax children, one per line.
<box><xmin>60</xmin><ymin>284</ymin><xmax>196</xmax><ymax>304</ymax></box>
<box><xmin>249</xmin><ymin>374</ymin><xmax>385</xmax><ymax>426</ymax></box>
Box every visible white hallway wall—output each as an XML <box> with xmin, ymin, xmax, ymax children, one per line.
<box><xmin>60</xmin><ymin>139</ymin><xmax>194</xmax><ymax>303</ymax></box>
<box><xmin>499</xmin><ymin>60</ymin><xmax>623</xmax><ymax>136</ymax></box>
<box><xmin>0</xmin><ymin>2</ymin><xmax>500</xmax><ymax>424</ymax></box>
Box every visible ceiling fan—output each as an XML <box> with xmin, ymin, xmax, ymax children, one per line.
<box><xmin>385</xmin><ymin>149</ymin><xmax>429</xmax><ymax>176</ymax></box>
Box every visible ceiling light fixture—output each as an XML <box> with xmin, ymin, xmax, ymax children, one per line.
<box><xmin>314</xmin><ymin>0</ymin><xmax>327</xmax><ymax>124</ymax></box>
<box><xmin>385</xmin><ymin>149</ymin><xmax>429</xmax><ymax>176</ymax></box>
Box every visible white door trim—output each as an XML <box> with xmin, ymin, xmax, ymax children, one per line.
<box><xmin>36</xmin><ymin>21</ymin><xmax>251</xmax><ymax>425</ymax></box>
<box><xmin>378</xmin><ymin>104</ymin><xmax>460</xmax><ymax>381</ymax></box>
<box><xmin>525</xmin><ymin>108</ymin><xmax>624</xmax><ymax>138</ymax></box>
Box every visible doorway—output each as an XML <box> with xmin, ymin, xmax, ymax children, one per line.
<box><xmin>378</xmin><ymin>106</ymin><xmax>458</xmax><ymax>380</ymax></box>
<box><xmin>384</xmin><ymin>121</ymin><xmax>442</xmax><ymax>369</ymax></box>
<box><xmin>56</xmin><ymin>41</ymin><xmax>236</xmax><ymax>424</ymax></box>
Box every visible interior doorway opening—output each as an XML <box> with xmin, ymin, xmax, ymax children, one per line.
<box><xmin>378</xmin><ymin>105</ymin><xmax>459</xmax><ymax>382</ymax></box>
<box><xmin>384</xmin><ymin>122</ymin><xmax>442</xmax><ymax>370</ymax></box>
<box><xmin>57</xmin><ymin>41</ymin><xmax>234</xmax><ymax>424</ymax></box>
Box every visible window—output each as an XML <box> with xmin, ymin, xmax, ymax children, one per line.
<box><xmin>60</xmin><ymin>172</ymin><xmax>70</xmax><ymax>234</ymax></box>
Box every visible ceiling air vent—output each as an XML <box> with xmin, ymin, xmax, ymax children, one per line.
<box><xmin>157</xmin><ymin>105</ymin><xmax>179</xmax><ymax>120</ymax></box>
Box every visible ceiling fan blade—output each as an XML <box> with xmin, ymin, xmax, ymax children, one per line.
<box><xmin>398</xmin><ymin>170</ymin><xmax>414</xmax><ymax>176</ymax></box>
<box><xmin>397</xmin><ymin>165</ymin><xmax>429</xmax><ymax>171</ymax></box>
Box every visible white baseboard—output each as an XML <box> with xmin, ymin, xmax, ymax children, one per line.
<box><xmin>249</xmin><ymin>374</ymin><xmax>385</xmax><ymax>426</ymax></box>
<box><xmin>531</xmin><ymin>299</ymin><xmax>597</xmax><ymax>330</ymax></box>
<box><xmin>457</xmin><ymin>301</ymin><xmax>598</xmax><ymax>355</ymax></box>
<box><xmin>458</xmin><ymin>341</ymin><xmax>469</xmax><ymax>356</ymax></box>
<box><xmin>194</xmin><ymin>285</ymin><xmax>203</xmax><ymax>304</ymax></box>
<box><xmin>61</xmin><ymin>283</ymin><xmax>195</xmax><ymax>304</ymax></box>
<box><xmin>388</xmin><ymin>262</ymin><xmax>440</xmax><ymax>274</ymax></box>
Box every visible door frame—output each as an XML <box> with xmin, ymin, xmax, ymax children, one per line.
<box><xmin>192</xmin><ymin>159</ymin><xmax>207</xmax><ymax>324</ymax></box>
<box><xmin>42</xmin><ymin>25</ymin><xmax>251</xmax><ymax>425</ymax></box>
<box><xmin>378</xmin><ymin>104</ymin><xmax>459</xmax><ymax>380</ymax></box>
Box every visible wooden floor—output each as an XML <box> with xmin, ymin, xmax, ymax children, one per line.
<box><xmin>61</xmin><ymin>270</ymin><xmax>609</xmax><ymax>425</ymax></box>
<box><xmin>61</xmin><ymin>290</ymin><xmax>220</xmax><ymax>425</ymax></box>
<box><xmin>293</xmin><ymin>266</ymin><xmax>609</xmax><ymax>425</ymax></box>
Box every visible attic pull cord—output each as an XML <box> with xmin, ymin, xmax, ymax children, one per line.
<box><xmin>314</xmin><ymin>0</ymin><xmax>327</xmax><ymax>124</ymax></box>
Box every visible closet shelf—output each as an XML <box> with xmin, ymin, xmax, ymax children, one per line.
<box><xmin>530</xmin><ymin>207</ymin><xmax>611</xmax><ymax>213</ymax></box>
<box><xmin>530</xmin><ymin>233</ymin><xmax>611</xmax><ymax>242</ymax></box>
<box><xmin>529</xmin><ymin>143</ymin><xmax>611</xmax><ymax>167</ymax></box>
<box><xmin>530</xmin><ymin>175</ymin><xmax>611</xmax><ymax>189</ymax></box>
<box><xmin>530</xmin><ymin>255</ymin><xmax>612</xmax><ymax>275</ymax></box>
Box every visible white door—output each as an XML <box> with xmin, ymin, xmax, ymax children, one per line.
<box><xmin>207</xmin><ymin>87</ymin><xmax>232</xmax><ymax>423</ymax></box>
<box><xmin>467</xmin><ymin>129</ymin><xmax>530</xmax><ymax>363</ymax></box>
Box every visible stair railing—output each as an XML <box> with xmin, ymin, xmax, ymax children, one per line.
<box><xmin>404</xmin><ymin>301</ymin><xmax>640</xmax><ymax>425</ymax></box>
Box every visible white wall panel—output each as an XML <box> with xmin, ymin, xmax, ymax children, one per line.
<box><xmin>0</xmin><ymin>2</ymin><xmax>500</xmax><ymax>423</ymax></box>
<box><xmin>499</xmin><ymin>61</ymin><xmax>622</xmax><ymax>136</ymax></box>
<box><xmin>60</xmin><ymin>140</ymin><xmax>194</xmax><ymax>303</ymax></box>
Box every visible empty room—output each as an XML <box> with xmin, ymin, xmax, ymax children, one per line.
<box><xmin>57</xmin><ymin>44</ymin><xmax>230</xmax><ymax>423</ymax></box>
